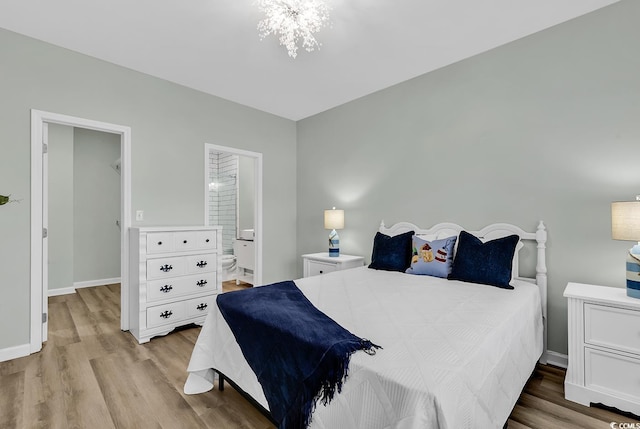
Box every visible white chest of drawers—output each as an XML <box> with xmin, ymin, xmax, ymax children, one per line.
<box><xmin>129</xmin><ymin>226</ymin><xmax>222</xmax><ymax>343</ymax></box>
<box><xmin>564</xmin><ymin>282</ymin><xmax>640</xmax><ymax>416</ymax></box>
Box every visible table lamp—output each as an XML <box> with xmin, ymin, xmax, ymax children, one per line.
<box><xmin>324</xmin><ymin>207</ymin><xmax>344</xmax><ymax>257</ymax></box>
<box><xmin>611</xmin><ymin>196</ymin><xmax>640</xmax><ymax>299</ymax></box>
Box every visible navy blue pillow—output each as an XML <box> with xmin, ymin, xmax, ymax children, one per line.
<box><xmin>368</xmin><ymin>230</ymin><xmax>415</xmax><ymax>272</ymax></box>
<box><xmin>448</xmin><ymin>231</ymin><xmax>519</xmax><ymax>289</ymax></box>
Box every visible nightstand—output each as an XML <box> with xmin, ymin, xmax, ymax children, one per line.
<box><xmin>302</xmin><ymin>253</ymin><xmax>364</xmax><ymax>277</ymax></box>
<box><xmin>564</xmin><ymin>282</ymin><xmax>640</xmax><ymax>416</ymax></box>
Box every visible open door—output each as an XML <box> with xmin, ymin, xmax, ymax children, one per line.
<box><xmin>30</xmin><ymin>110</ymin><xmax>132</xmax><ymax>354</ymax></box>
<box><xmin>41</xmin><ymin>122</ymin><xmax>49</xmax><ymax>341</ymax></box>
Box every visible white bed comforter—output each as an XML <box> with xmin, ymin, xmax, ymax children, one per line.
<box><xmin>185</xmin><ymin>267</ymin><xmax>543</xmax><ymax>429</ymax></box>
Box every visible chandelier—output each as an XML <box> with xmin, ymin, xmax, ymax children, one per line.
<box><xmin>255</xmin><ymin>0</ymin><xmax>331</xmax><ymax>59</ymax></box>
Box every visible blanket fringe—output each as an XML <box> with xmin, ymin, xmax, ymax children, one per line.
<box><xmin>286</xmin><ymin>339</ymin><xmax>382</xmax><ymax>429</ymax></box>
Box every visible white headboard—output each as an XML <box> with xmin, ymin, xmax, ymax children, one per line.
<box><xmin>379</xmin><ymin>220</ymin><xmax>548</xmax><ymax>364</ymax></box>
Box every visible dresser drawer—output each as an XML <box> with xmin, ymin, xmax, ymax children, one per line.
<box><xmin>146</xmin><ymin>230</ymin><xmax>217</xmax><ymax>255</ymax></box>
<box><xmin>186</xmin><ymin>272</ymin><xmax>218</xmax><ymax>294</ymax></box>
<box><xmin>147</xmin><ymin>256</ymin><xmax>187</xmax><ymax>279</ymax></box>
<box><xmin>185</xmin><ymin>295</ymin><xmax>217</xmax><ymax>318</ymax></box>
<box><xmin>585</xmin><ymin>347</ymin><xmax>640</xmax><ymax>401</ymax></box>
<box><xmin>186</xmin><ymin>254</ymin><xmax>217</xmax><ymax>274</ymax></box>
<box><xmin>173</xmin><ymin>231</ymin><xmax>198</xmax><ymax>252</ymax></box>
<box><xmin>585</xmin><ymin>303</ymin><xmax>640</xmax><ymax>355</ymax></box>
<box><xmin>147</xmin><ymin>273</ymin><xmax>217</xmax><ymax>302</ymax></box>
<box><xmin>147</xmin><ymin>301</ymin><xmax>185</xmax><ymax>328</ymax></box>
<box><xmin>147</xmin><ymin>232</ymin><xmax>175</xmax><ymax>254</ymax></box>
<box><xmin>195</xmin><ymin>230</ymin><xmax>217</xmax><ymax>251</ymax></box>
<box><xmin>307</xmin><ymin>260</ymin><xmax>337</xmax><ymax>277</ymax></box>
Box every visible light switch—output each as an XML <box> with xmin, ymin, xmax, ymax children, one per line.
<box><xmin>136</xmin><ymin>210</ymin><xmax>144</xmax><ymax>221</ymax></box>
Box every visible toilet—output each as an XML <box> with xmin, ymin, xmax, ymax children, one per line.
<box><xmin>221</xmin><ymin>254</ymin><xmax>237</xmax><ymax>281</ymax></box>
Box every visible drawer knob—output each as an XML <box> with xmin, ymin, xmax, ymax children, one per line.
<box><xmin>206</xmin><ymin>239</ymin><xmax>210</xmax><ymax>243</ymax></box>
<box><xmin>157</xmin><ymin>241</ymin><xmax>162</xmax><ymax>245</ymax></box>
<box><xmin>196</xmin><ymin>261</ymin><xmax>208</xmax><ymax>268</ymax></box>
<box><xmin>319</xmin><ymin>270</ymin><xmax>324</xmax><ymax>274</ymax></box>
<box><xmin>196</xmin><ymin>279</ymin><xmax>208</xmax><ymax>287</ymax></box>
<box><xmin>160</xmin><ymin>310</ymin><xmax>173</xmax><ymax>319</ymax></box>
<box><xmin>160</xmin><ymin>285</ymin><xmax>173</xmax><ymax>293</ymax></box>
<box><xmin>196</xmin><ymin>303</ymin><xmax>208</xmax><ymax>311</ymax></box>
<box><xmin>160</xmin><ymin>264</ymin><xmax>173</xmax><ymax>272</ymax></box>
<box><xmin>183</xmin><ymin>240</ymin><xmax>188</xmax><ymax>244</ymax></box>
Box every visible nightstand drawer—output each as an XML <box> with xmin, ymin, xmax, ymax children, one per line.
<box><xmin>585</xmin><ymin>347</ymin><xmax>640</xmax><ymax>401</ymax></box>
<box><xmin>307</xmin><ymin>260</ymin><xmax>337</xmax><ymax>276</ymax></box>
<box><xmin>302</xmin><ymin>253</ymin><xmax>364</xmax><ymax>277</ymax></box>
<box><xmin>585</xmin><ymin>303</ymin><xmax>640</xmax><ymax>355</ymax></box>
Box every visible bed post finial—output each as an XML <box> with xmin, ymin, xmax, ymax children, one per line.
<box><xmin>536</xmin><ymin>221</ymin><xmax>547</xmax><ymax>271</ymax></box>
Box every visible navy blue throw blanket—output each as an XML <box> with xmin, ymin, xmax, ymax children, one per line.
<box><xmin>217</xmin><ymin>280</ymin><xmax>380</xmax><ymax>429</ymax></box>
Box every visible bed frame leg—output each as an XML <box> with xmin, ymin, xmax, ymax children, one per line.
<box><xmin>217</xmin><ymin>371</ymin><xmax>225</xmax><ymax>391</ymax></box>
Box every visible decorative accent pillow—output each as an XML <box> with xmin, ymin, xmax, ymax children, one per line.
<box><xmin>405</xmin><ymin>235</ymin><xmax>457</xmax><ymax>278</ymax></box>
<box><xmin>448</xmin><ymin>231</ymin><xmax>519</xmax><ymax>289</ymax></box>
<box><xmin>368</xmin><ymin>230</ymin><xmax>415</xmax><ymax>272</ymax></box>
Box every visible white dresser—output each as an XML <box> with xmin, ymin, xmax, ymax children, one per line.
<box><xmin>302</xmin><ymin>253</ymin><xmax>364</xmax><ymax>277</ymax></box>
<box><xmin>129</xmin><ymin>226</ymin><xmax>222</xmax><ymax>343</ymax></box>
<box><xmin>564</xmin><ymin>282</ymin><xmax>640</xmax><ymax>416</ymax></box>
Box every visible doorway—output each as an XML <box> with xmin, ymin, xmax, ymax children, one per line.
<box><xmin>204</xmin><ymin>143</ymin><xmax>263</xmax><ymax>287</ymax></box>
<box><xmin>30</xmin><ymin>110</ymin><xmax>132</xmax><ymax>353</ymax></box>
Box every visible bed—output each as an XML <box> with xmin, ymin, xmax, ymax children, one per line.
<box><xmin>184</xmin><ymin>221</ymin><xmax>548</xmax><ymax>429</ymax></box>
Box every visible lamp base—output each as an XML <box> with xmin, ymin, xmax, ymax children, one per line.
<box><xmin>626</xmin><ymin>248</ymin><xmax>640</xmax><ymax>299</ymax></box>
<box><xmin>328</xmin><ymin>229</ymin><xmax>340</xmax><ymax>257</ymax></box>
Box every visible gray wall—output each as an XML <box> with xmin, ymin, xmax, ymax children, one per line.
<box><xmin>296</xmin><ymin>0</ymin><xmax>640</xmax><ymax>355</ymax></box>
<box><xmin>73</xmin><ymin>128</ymin><xmax>121</xmax><ymax>283</ymax></box>
<box><xmin>48</xmin><ymin>124</ymin><xmax>75</xmax><ymax>291</ymax></box>
<box><xmin>0</xmin><ymin>28</ymin><xmax>297</xmax><ymax>350</ymax></box>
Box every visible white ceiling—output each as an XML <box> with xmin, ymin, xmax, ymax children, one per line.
<box><xmin>0</xmin><ymin>0</ymin><xmax>619</xmax><ymax>120</ymax></box>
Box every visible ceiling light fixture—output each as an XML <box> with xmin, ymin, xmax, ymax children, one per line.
<box><xmin>256</xmin><ymin>0</ymin><xmax>331</xmax><ymax>59</ymax></box>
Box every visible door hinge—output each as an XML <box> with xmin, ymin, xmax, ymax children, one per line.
<box><xmin>42</xmin><ymin>143</ymin><xmax>48</xmax><ymax>154</ymax></box>
<box><xmin>42</xmin><ymin>313</ymin><xmax>47</xmax><ymax>323</ymax></box>
<box><xmin>42</xmin><ymin>227</ymin><xmax>48</xmax><ymax>238</ymax></box>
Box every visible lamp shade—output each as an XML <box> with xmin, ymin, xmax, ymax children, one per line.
<box><xmin>612</xmin><ymin>201</ymin><xmax>640</xmax><ymax>241</ymax></box>
<box><xmin>324</xmin><ymin>208</ymin><xmax>344</xmax><ymax>230</ymax></box>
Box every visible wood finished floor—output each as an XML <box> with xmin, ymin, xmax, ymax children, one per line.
<box><xmin>1</xmin><ymin>282</ymin><xmax>638</xmax><ymax>429</ymax></box>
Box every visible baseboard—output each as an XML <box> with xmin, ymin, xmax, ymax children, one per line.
<box><xmin>48</xmin><ymin>277</ymin><xmax>120</xmax><ymax>297</ymax></box>
<box><xmin>0</xmin><ymin>343</ymin><xmax>31</xmax><ymax>363</ymax></box>
<box><xmin>545</xmin><ymin>350</ymin><xmax>568</xmax><ymax>369</ymax></box>
<box><xmin>48</xmin><ymin>286</ymin><xmax>76</xmax><ymax>296</ymax></box>
<box><xmin>73</xmin><ymin>277</ymin><xmax>121</xmax><ymax>289</ymax></box>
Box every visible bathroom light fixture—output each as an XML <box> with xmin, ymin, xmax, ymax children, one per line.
<box><xmin>611</xmin><ymin>195</ymin><xmax>640</xmax><ymax>298</ymax></box>
<box><xmin>255</xmin><ymin>0</ymin><xmax>331</xmax><ymax>59</ymax></box>
<box><xmin>324</xmin><ymin>207</ymin><xmax>344</xmax><ymax>257</ymax></box>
